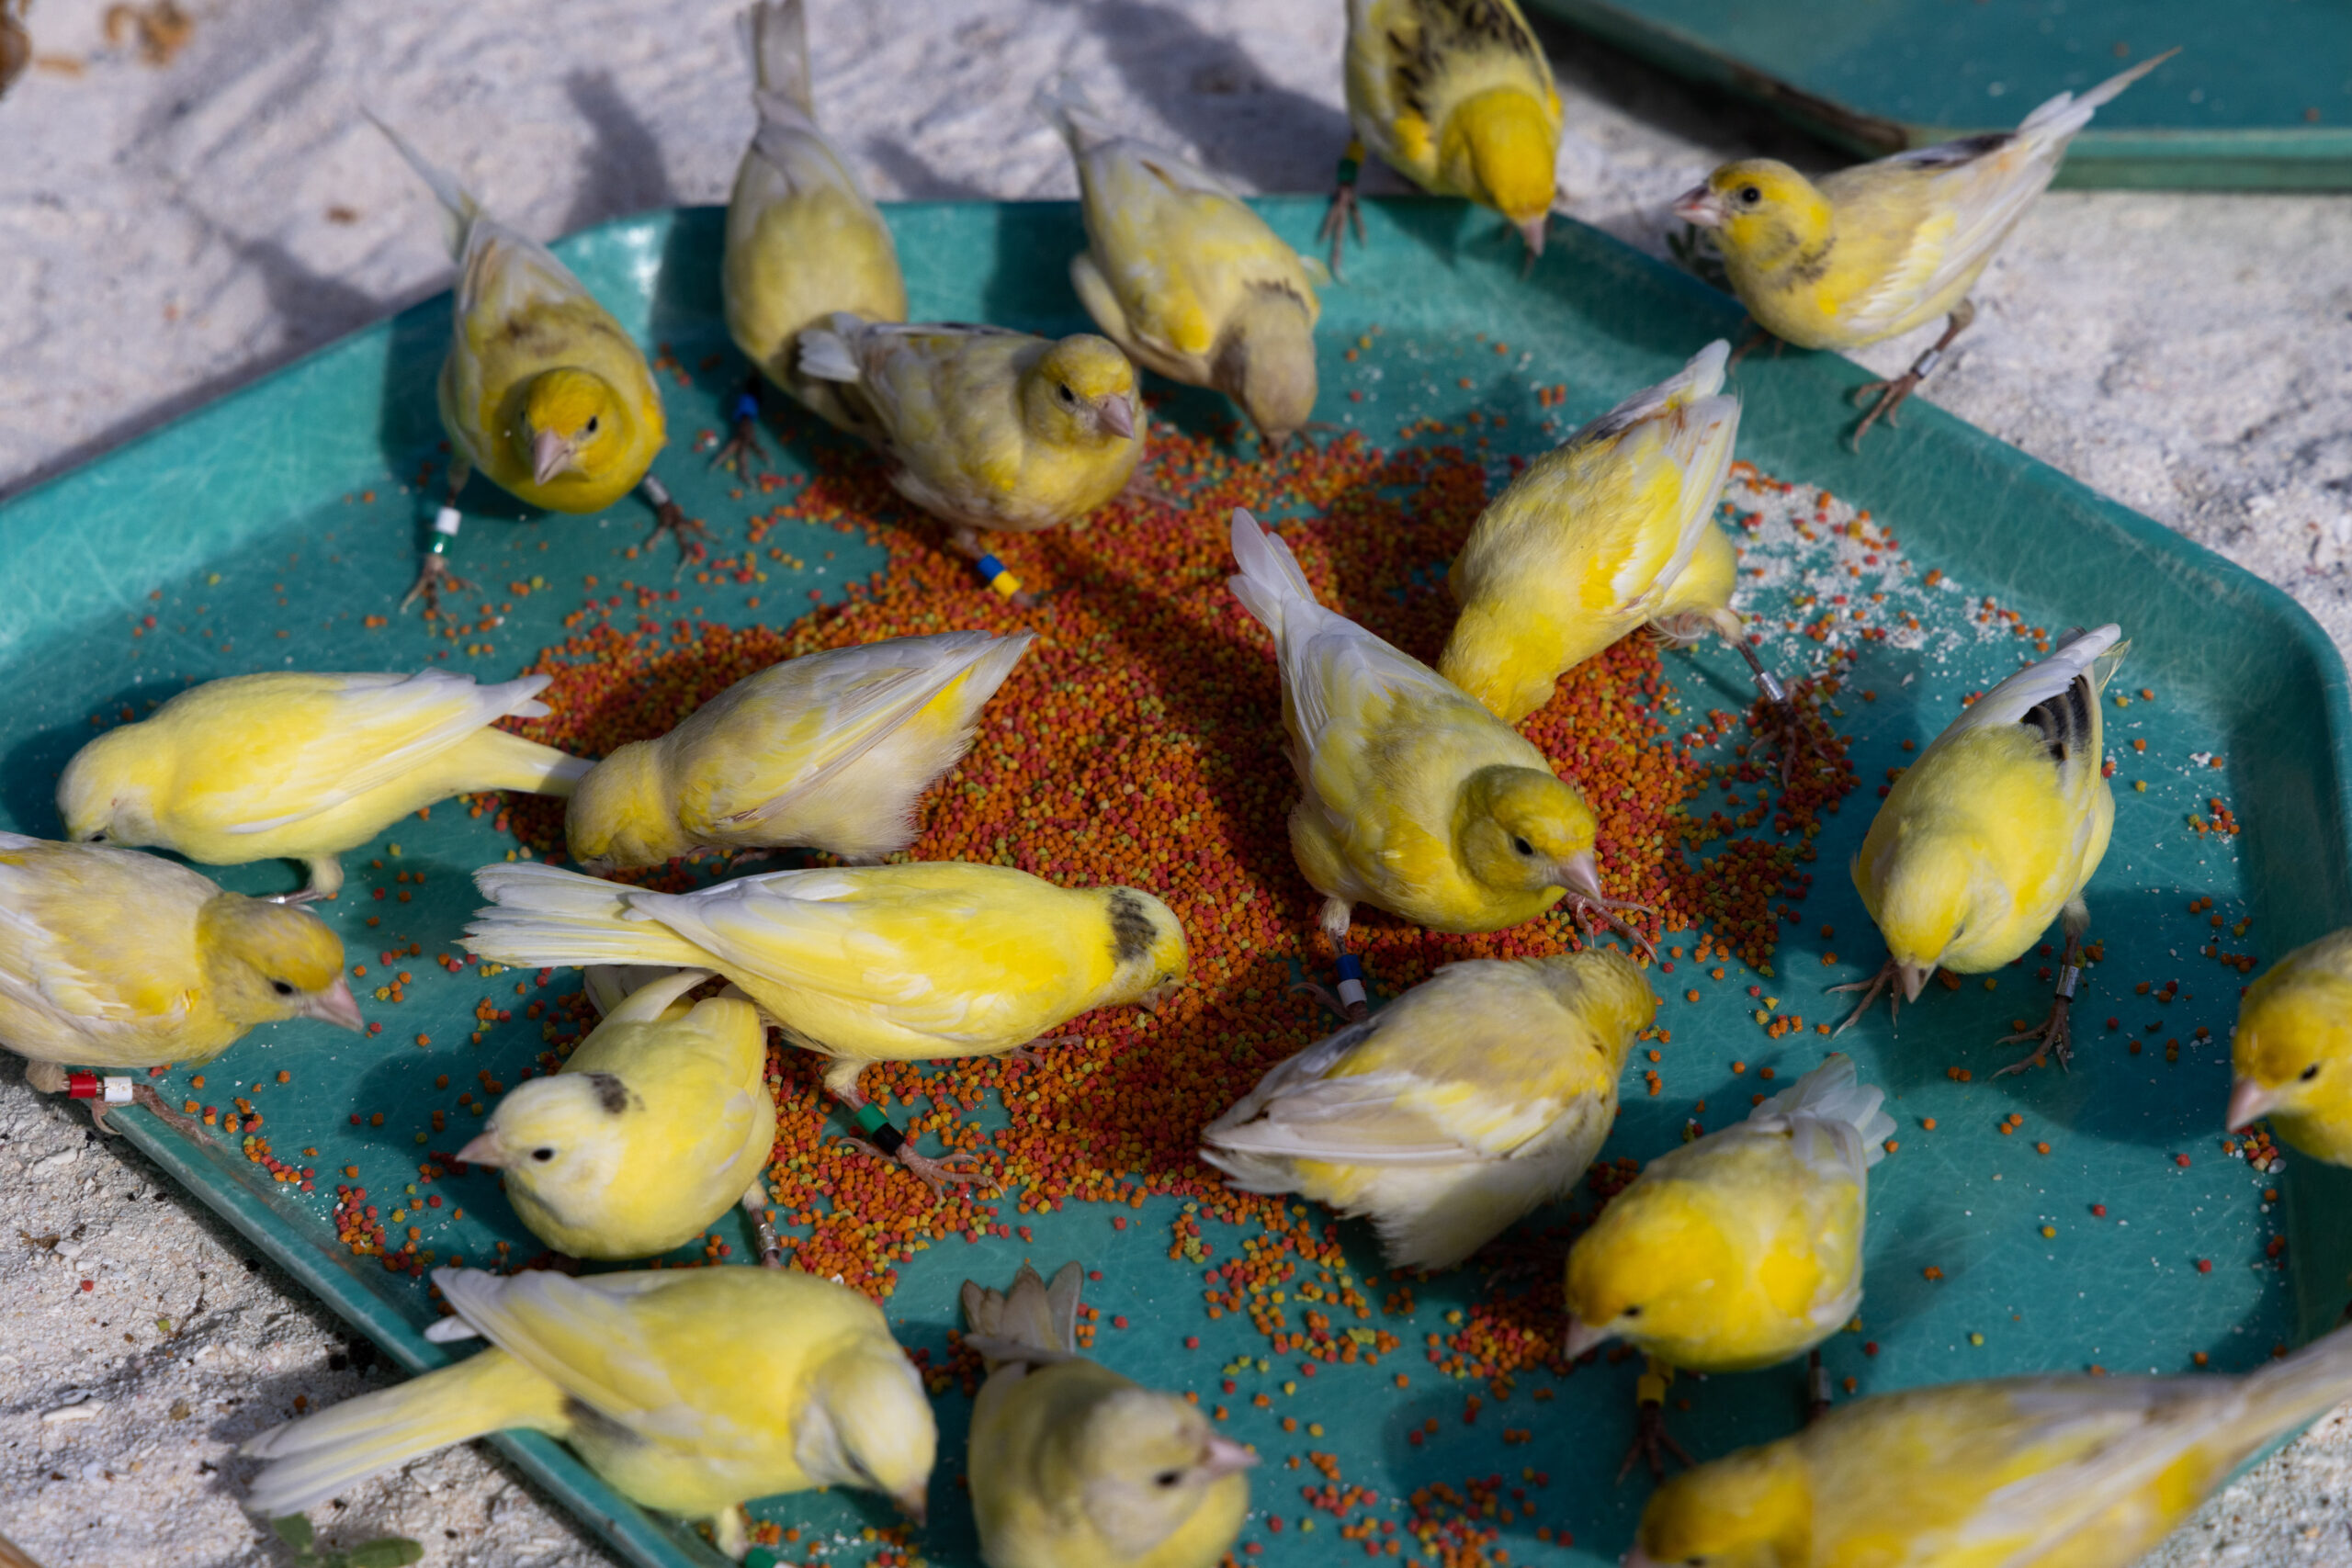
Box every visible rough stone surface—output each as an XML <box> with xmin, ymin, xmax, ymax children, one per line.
<box><xmin>3</xmin><ymin>1</ymin><xmax>2349</xmax><ymax>1564</ymax></box>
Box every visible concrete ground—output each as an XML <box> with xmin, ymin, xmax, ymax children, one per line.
<box><xmin>2</xmin><ymin>1</ymin><xmax>2349</xmax><ymax>1563</ymax></box>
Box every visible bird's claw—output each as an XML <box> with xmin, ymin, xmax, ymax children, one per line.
<box><xmin>1615</xmin><ymin>1396</ymin><xmax>1695</xmax><ymax>1483</ymax></box>
<box><xmin>400</xmin><ymin>555</ymin><xmax>471</xmax><ymax>615</ymax></box>
<box><xmin>1570</xmin><ymin>894</ymin><xmax>1658</xmax><ymax>961</ymax></box>
<box><xmin>1849</xmin><ymin>374</ymin><xmax>1921</xmax><ymax>448</ymax></box>
<box><xmin>1828</xmin><ymin>960</ymin><xmax>1903</xmax><ymax>1037</ymax></box>
<box><xmin>836</xmin><ymin>1135</ymin><xmax>986</xmax><ymax>1196</ymax></box>
<box><xmin>1318</xmin><ymin>183</ymin><xmax>1363</xmax><ymax>276</ymax></box>
<box><xmin>1996</xmin><ymin>1007</ymin><xmax>2074</xmax><ymax>1077</ymax></box>
<box><xmin>1288</xmin><ymin>980</ymin><xmax>1366</xmax><ymax>1023</ymax></box>
<box><xmin>710</xmin><ymin>422</ymin><xmax>768</xmax><ymax>480</ymax></box>
<box><xmin>647</xmin><ymin>503</ymin><xmax>712</xmax><ymax>580</ymax></box>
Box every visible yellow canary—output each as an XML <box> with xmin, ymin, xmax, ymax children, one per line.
<box><xmin>1440</xmin><ymin>341</ymin><xmax>1742</xmax><ymax>722</ymax></box>
<box><xmin>461</xmin><ymin>860</ymin><xmax>1186</xmax><ymax>1188</ymax></box>
<box><xmin>797</xmin><ymin>314</ymin><xmax>1144</xmax><ymax>563</ymax></box>
<box><xmin>1673</xmin><ymin>52</ymin><xmax>2173</xmax><ymax>440</ymax></box>
<box><xmin>243</xmin><ymin>1263</ymin><xmax>934</xmax><ymax>1553</ymax></box>
<box><xmin>0</xmin><ymin>833</ymin><xmax>359</xmax><ymax>1125</ymax></box>
<box><xmin>1325</xmin><ymin>0</ymin><xmax>1564</xmax><ymax>269</ymax></box>
<box><xmin>721</xmin><ymin>0</ymin><xmax>907</xmax><ymax>454</ymax></box>
<box><xmin>1227</xmin><ymin>507</ymin><xmax>1620</xmax><ymax>942</ymax></box>
<box><xmin>1203</xmin><ymin>949</ymin><xmax>1650</xmax><ymax>1270</ymax></box>
<box><xmin>371</xmin><ymin>114</ymin><xmax>684</xmax><ymax>607</ymax></box>
<box><xmin>59</xmin><ymin>670</ymin><xmax>590</xmax><ymax>900</ymax></box>
<box><xmin>962</xmin><ymin>1262</ymin><xmax>1254</xmax><ymax>1568</ymax></box>
<box><xmin>456</xmin><ymin>968</ymin><xmax>775</xmax><ymax>1260</ymax></box>
<box><xmin>1565</xmin><ymin>1053</ymin><xmax>1893</xmax><ymax>1371</ymax></box>
<box><xmin>2228</xmin><ymin>928</ymin><xmax>2352</xmax><ymax>1165</ymax></box>
<box><xmin>1628</xmin><ymin>1322</ymin><xmax>2352</xmax><ymax>1568</ymax></box>
<box><xmin>1038</xmin><ymin>80</ymin><xmax>1320</xmax><ymax>451</ymax></box>
<box><xmin>565</xmin><ymin>629</ymin><xmax>1035</xmax><ymax>874</ymax></box>
<box><xmin>1840</xmin><ymin>625</ymin><xmax>2126</xmax><ymax>1072</ymax></box>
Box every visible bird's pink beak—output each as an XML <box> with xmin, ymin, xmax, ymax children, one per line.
<box><xmin>1555</xmin><ymin>849</ymin><xmax>1603</xmax><ymax>900</ymax></box>
<box><xmin>305</xmin><ymin>976</ymin><xmax>365</xmax><ymax>1032</ymax></box>
<box><xmin>1520</xmin><ymin>215</ymin><xmax>1548</xmax><ymax>258</ymax></box>
<box><xmin>1093</xmin><ymin>392</ymin><xmax>1136</xmax><ymax>441</ymax></box>
<box><xmin>456</xmin><ymin>1131</ymin><xmax>505</xmax><ymax>1168</ymax></box>
<box><xmin>1202</xmin><ymin>1433</ymin><xmax>1259</xmax><ymax>1480</ymax></box>
<box><xmin>894</xmin><ymin>1481</ymin><xmax>928</xmax><ymax>1526</ymax></box>
<box><xmin>1563</xmin><ymin>1317</ymin><xmax>1613</xmax><ymax>1359</ymax></box>
<box><xmin>1896</xmin><ymin>962</ymin><xmax>1935</xmax><ymax>1004</ymax></box>
<box><xmin>1673</xmin><ymin>182</ymin><xmax>1728</xmax><ymax>228</ymax></box>
<box><xmin>2226</xmin><ymin>1077</ymin><xmax>2276</xmax><ymax>1132</ymax></box>
<box><xmin>532</xmin><ymin>428</ymin><xmax>579</xmax><ymax>487</ymax></box>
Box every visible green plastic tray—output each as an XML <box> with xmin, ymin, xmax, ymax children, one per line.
<box><xmin>3</xmin><ymin>197</ymin><xmax>2346</xmax><ymax>1568</ymax></box>
<box><xmin>1529</xmin><ymin>0</ymin><xmax>2352</xmax><ymax>188</ymax></box>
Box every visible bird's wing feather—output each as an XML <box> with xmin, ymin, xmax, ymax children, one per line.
<box><xmin>1841</xmin><ymin>133</ymin><xmax>2054</xmax><ymax>339</ymax></box>
<box><xmin>1916</xmin><ymin>626</ymin><xmax>2123</xmax><ymax>775</ymax></box>
<box><xmin>457</xmin><ymin>215</ymin><xmax>598</xmax><ymax>332</ymax></box>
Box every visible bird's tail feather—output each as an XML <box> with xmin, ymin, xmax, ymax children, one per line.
<box><xmin>1368</xmin><ymin>1157</ymin><xmax>1575</xmax><ymax>1272</ymax></box>
<box><xmin>2224</xmin><ymin>1321</ymin><xmax>2352</xmax><ymax>1450</ymax></box>
<box><xmin>464</xmin><ymin>863</ymin><xmax>712</xmax><ymax>971</ymax></box>
<box><xmin>461</xmin><ymin>728</ymin><xmax>594</xmax><ymax>798</ymax></box>
<box><xmin>1033</xmin><ymin>75</ymin><xmax>1114</xmax><ymax>158</ymax></box>
<box><xmin>1226</xmin><ymin>508</ymin><xmax>1317</xmax><ymax>642</ymax></box>
<box><xmin>744</xmin><ymin>0</ymin><xmax>817</xmax><ymax>128</ymax></box>
<box><xmin>2017</xmin><ymin>48</ymin><xmax>2176</xmax><ymax>148</ymax></box>
<box><xmin>1750</xmin><ymin>1053</ymin><xmax>1896</xmax><ymax>1165</ymax></box>
<box><xmin>243</xmin><ymin>1350</ymin><xmax>560</xmax><ymax>1517</ymax></box>
<box><xmin>365</xmin><ymin>109</ymin><xmax>478</xmax><ymax>260</ymax></box>
<box><xmin>960</xmin><ymin>1261</ymin><xmax>1082</xmax><ymax>1372</ymax></box>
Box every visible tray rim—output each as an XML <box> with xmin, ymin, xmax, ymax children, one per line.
<box><xmin>9</xmin><ymin>192</ymin><xmax>2351</xmax><ymax>1568</ymax></box>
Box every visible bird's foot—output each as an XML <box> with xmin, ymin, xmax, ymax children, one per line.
<box><xmin>1849</xmin><ymin>372</ymin><xmax>1924</xmax><ymax>447</ymax></box>
<box><xmin>1996</xmin><ymin>1000</ymin><xmax>2075</xmax><ymax>1077</ymax></box>
<box><xmin>1004</xmin><ymin>1036</ymin><xmax>1084</xmax><ymax>1070</ymax></box>
<box><xmin>1318</xmin><ymin>143</ymin><xmax>1368</xmax><ymax>276</ymax></box>
<box><xmin>839</xmin><ymin>1134</ymin><xmax>988</xmax><ymax>1196</ymax></box>
<box><xmin>740</xmin><ymin>1184</ymin><xmax>786</xmax><ymax>1269</ymax></box>
<box><xmin>645</xmin><ymin>503</ymin><xmax>712</xmax><ymax>579</ymax></box>
<box><xmin>1724</xmin><ymin>323</ymin><xmax>1772</xmax><ymax>369</ymax></box>
<box><xmin>1570</xmin><ymin>893</ymin><xmax>1658</xmax><ymax>960</ymax></box>
<box><xmin>1288</xmin><ymin>980</ymin><xmax>1366</xmax><ymax>1023</ymax></box>
<box><xmin>1615</xmin><ymin>1365</ymin><xmax>1694</xmax><ymax>1483</ymax></box>
<box><xmin>400</xmin><ymin>553</ymin><xmax>471</xmax><ymax>615</ymax></box>
<box><xmin>710</xmin><ymin>378</ymin><xmax>769</xmax><ymax>479</ymax></box>
<box><xmin>1828</xmin><ymin>960</ymin><xmax>1903</xmax><ymax>1037</ymax></box>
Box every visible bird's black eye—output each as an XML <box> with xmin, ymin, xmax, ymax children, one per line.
<box><xmin>2303</xmin><ymin>1064</ymin><xmax>2323</xmax><ymax>1082</ymax></box>
<box><xmin>532</xmin><ymin>1147</ymin><xmax>556</xmax><ymax>1162</ymax></box>
<box><xmin>583</xmin><ymin>416</ymin><xmax>599</xmax><ymax>435</ymax></box>
<box><xmin>1623</xmin><ymin>1305</ymin><xmax>1643</xmax><ymax>1318</ymax></box>
<box><xmin>1154</xmin><ymin>1469</ymin><xmax>1182</xmax><ymax>1488</ymax></box>
<box><xmin>86</xmin><ymin>831</ymin><xmax>106</xmax><ymax>842</ymax></box>
<box><xmin>1511</xmin><ymin>836</ymin><xmax>1534</xmax><ymax>856</ymax></box>
<box><xmin>1738</xmin><ymin>185</ymin><xmax>1761</xmax><ymax>205</ymax></box>
<box><xmin>271</xmin><ymin>980</ymin><xmax>295</xmax><ymax>997</ymax></box>
<box><xmin>1057</xmin><ymin>382</ymin><xmax>1077</xmax><ymax>404</ymax></box>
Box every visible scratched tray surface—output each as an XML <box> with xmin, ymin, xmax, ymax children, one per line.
<box><xmin>1528</xmin><ymin>0</ymin><xmax>2352</xmax><ymax>188</ymax></box>
<box><xmin>3</xmin><ymin>197</ymin><xmax>2349</xmax><ymax>1568</ymax></box>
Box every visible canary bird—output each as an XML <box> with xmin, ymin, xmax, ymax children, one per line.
<box><xmin>1628</xmin><ymin>1321</ymin><xmax>2352</xmax><ymax>1568</ymax></box>
<box><xmin>2228</xmin><ymin>928</ymin><xmax>2352</xmax><ymax>1165</ymax></box>
<box><xmin>371</xmin><ymin>114</ymin><xmax>687</xmax><ymax>608</ymax></box>
<box><xmin>0</xmin><ymin>833</ymin><xmax>359</xmax><ymax>1129</ymax></box>
<box><xmin>1673</xmin><ymin>51</ymin><xmax>2174</xmax><ymax>445</ymax></box>
<box><xmin>59</xmin><ymin>670</ymin><xmax>590</xmax><ymax>901</ymax></box>
<box><xmin>455</xmin><ymin>968</ymin><xmax>774</xmax><ymax>1260</ymax></box>
<box><xmin>1037</xmin><ymin>80</ymin><xmax>1320</xmax><ymax>452</ymax></box>
<box><xmin>566</xmin><ymin>629</ymin><xmax>1035</xmax><ymax>874</ymax></box>
<box><xmin>462</xmin><ymin>860</ymin><xmax>1186</xmax><ymax>1190</ymax></box>
<box><xmin>243</xmin><ymin>1264</ymin><xmax>933</xmax><ymax>1555</ymax></box>
<box><xmin>718</xmin><ymin>0</ymin><xmax>907</xmax><ymax>469</ymax></box>
<box><xmin>1202</xmin><ymin>948</ymin><xmax>1649</xmax><ymax>1270</ymax></box>
<box><xmin>797</xmin><ymin>315</ymin><xmax>1144</xmax><ymax>570</ymax></box>
<box><xmin>1441</xmin><ymin>341</ymin><xmax>1742</xmax><ymax>723</ymax></box>
<box><xmin>1565</xmin><ymin>1053</ymin><xmax>1894</xmax><ymax>1476</ymax></box>
<box><xmin>1227</xmin><ymin>507</ymin><xmax>1632</xmax><ymax>950</ymax></box>
<box><xmin>1837</xmin><ymin>625</ymin><xmax>2126</xmax><ymax>1073</ymax></box>
<box><xmin>962</xmin><ymin>1261</ymin><xmax>1254</xmax><ymax>1568</ymax></box>
<box><xmin>1324</xmin><ymin>0</ymin><xmax>1564</xmax><ymax>273</ymax></box>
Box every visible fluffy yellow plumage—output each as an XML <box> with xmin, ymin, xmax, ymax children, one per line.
<box><xmin>0</xmin><ymin>833</ymin><xmax>359</xmax><ymax>1119</ymax></box>
<box><xmin>1628</xmin><ymin>1323</ymin><xmax>2352</xmax><ymax>1568</ymax></box>
<box><xmin>963</xmin><ymin>1262</ymin><xmax>1254</xmax><ymax>1568</ymax></box>
<box><xmin>1327</xmin><ymin>0</ymin><xmax>1563</xmax><ymax>268</ymax></box>
<box><xmin>1227</xmin><ymin>506</ymin><xmax>1621</xmax><ymax>942</ymax></box>
<box><xmin>1202</xmin><ymin>948</ymin><xmax>1650</xmax><ymax>1270</ymax></box>
<box><xmin>722</xmin><ymin>0</ymin><xmax>906</xmax><ymax>444</ymax></box>
<box><xmin>461</xmin><ymin>860</ymin><xmax>1185</xmax><ymax>1185</ymax></box>
<box><xmin>798</xmin><ymin>314</ymin><xmax>1144</xmax><ymax>562</ymax></box>
<box><xmin>566</xmin><ymin>629</ymin><xmax>1034</xmax><ymax>873</ymax></box>
<box><xmin>1039</xmin><ymin>81</ymin><xmax>1319</xmax><ymax>450</ymax></box>
<box><xmin>2228</xmin><ymin>927</ymin><xmax>2352</xmax><ymax>1165</ymax></box>
<box><xmin>244</xmin><ymin>1264</ymin><xmax>934</xmax><ymax>1554</ymax></box>
<box><xmin>456</xmin><ymin>968</ymin><xmax>775</xmax><ymax>1260</ymax></box>
<box><xmin>1441</xmin><ymin>341</ymin><xmax>1742</xmax><ymax>722</ymax></box>
<box><xmin>1565</xmin><ymin>1054</ymin><xmax>1892</xmax><ymax>1373</ymax></box>
<box><xmin>1674</xmin><ymin>53</ymin><xmax>2171</xmax><ymax>439</ymax></box>
<box><xmin>1841</xmin><ymin>625</ymin><xmax>2126</xmax><ymax>1071</ymax></box>
<box><xmin>58</xmin><ymin>670</ymin><xmax>589</xmax><ymax>900</ymax></box>
<box><xmin>372</xmin><ymin>114</ymin><xmax>681</xmax><ymax>604</ymax></box>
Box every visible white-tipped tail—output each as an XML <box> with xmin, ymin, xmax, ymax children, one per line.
<box><xmin>797</xmin><ymin>312</ymin><xmax>864</xmax><ymax>384</ymax></box>
<box><xmin>365</xmin><ymin>109</ymin><xmax>479</xmax><ymax>260</ymax></box>
<box><xmin>959</xmin><ymin>1260</ymin><xmax>1082</xmax><ymax>1372</ymax></box>
<box><xmin>492</xmin><ymin>671</ymin><xmax>558</xmax><ymax>721</ymax></box>
<box><xmin>2222</xmin><ymin>1321</ymin><xmax>2352</xmax><ymax>1453</ymax></box>
<box><xmin>463</xmin><ymin>863</ymin><xmax>713</xmax><ymax>971</ymax></box>
<box><xmin>1226</xmin><ymin>508</ymin><xmax>1318</xmax><ymax>643</ymax></box>
<box><xmin>1749</xmin><ymin>1053</ymin><xmax>1897</xmax><ymax>1166</ymax></box>
<box><xmin>745</xmin><ymin>0</ymin><xmax>816</xmax><ymax>124</ymax></box>
<box><xmin>1576</xmin><ymin>339</ymin><xmax>1733</xmax><ymax>446</ymax></box>
<box><xmin>2017</xmin><ymin>48</ymin><xmax>2177</xmax><ymax>148</ymax></box>
<box><xmin>1033</xmin><ymin>75</ymin><xmax>1115</xmax><ymax>157</ymax></box>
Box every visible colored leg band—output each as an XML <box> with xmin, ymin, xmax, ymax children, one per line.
<box><xmin>854</xmin><ymin>1102</ymin><xmax>906</xmax><ymax>1155</ymax></box>
<box><xmin>1335</xmin><ymin>952</ymin><xmax>1368</xmax><ymax>1010</ymax></box>
<box><xmin>731</xmin><ymin>391</ymin><xmax>760</xmax><ymax>423</ymax></box>
<box><xmin>975</xmin><ymin>553</ymin><xmax>1023</xmax><ymax>598</ymax></box>
<box><xmin>1910</xmin><ymin>347</ymin><xmax>1943</xmax><ymax>379</ymax></box>
<box><xmin>1753</xmin><ymin>668</ymin><xmax>1788</xmax><ymax>705</ymax></box>
<box><xmin>67</xmin><ymin>1072</ymin><xmax>133</xmax><ymax>1104</ymax></box>
<box><xmin>2055</xmin><ymin>964</ymin><xmax>2081</xmax><ymax>1000</ymax></box>
<box><xmin>433</xmin><ymin>506</ymin><xmax>462</xmax><ymax>536</ymax></box>
<box><xmin>1336</xmin><ymin>157</ymin><xmax>1361</xmax><ymax>186</ymax></box>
